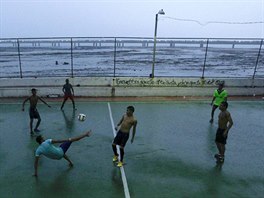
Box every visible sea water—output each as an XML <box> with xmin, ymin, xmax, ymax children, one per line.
<box><xmin>0</xmin><ymin>43</ymin><xmax>263</xmax><ymax>78</ymax></box>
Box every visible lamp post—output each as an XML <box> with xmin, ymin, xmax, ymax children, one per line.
<box><xmin>151</xmin><ymin>9</ymin><xmax>165</xmax><ymax>78</ymax></box>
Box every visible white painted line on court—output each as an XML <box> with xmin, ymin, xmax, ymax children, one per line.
<box><xmin>108</xmin><ymin>102</ymin><xmax>131</xmax><ymax>198</ymax></box>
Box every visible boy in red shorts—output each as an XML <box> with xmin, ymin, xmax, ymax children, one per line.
<box><xmin>61</xmin><ymin>79</ymin><xmax>76</xmax><ymax>110</ymax></box>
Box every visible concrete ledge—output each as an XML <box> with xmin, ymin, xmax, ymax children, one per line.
<box><xmin>0</xmin><ymin>77</ymin><xmax>263</xmax><ymax>97</ymax></box>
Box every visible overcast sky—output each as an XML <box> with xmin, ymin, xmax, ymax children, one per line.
<box><xmin>0</xmin><ymin>0</ymin><xmax>263</xmax><ymax>38</ymax></box>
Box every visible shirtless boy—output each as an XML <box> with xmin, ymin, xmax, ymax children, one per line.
<box><xmin>61</xmin><ymin>79</ymin><xmax>76</xmax><ymax>110</ymax></box>
<box><xmin>215</xmin><ymin>101</ymin><xmax>233</xmax><ymax>163</ymax></box>
<box><xmin>112</xmin><ymin>106</ymin><xmax>137</xmax><ymax>167</ymax></box>
<box><xmin>22</xmin><ymin>88</ymin><xmax>51</xmax><ymax>135</ymax></box>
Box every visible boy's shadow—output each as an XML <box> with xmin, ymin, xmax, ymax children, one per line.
<box><xmin>62</xmin><ymin>110</ymin><xmax>76</xmax><ymax>132</ymax></box>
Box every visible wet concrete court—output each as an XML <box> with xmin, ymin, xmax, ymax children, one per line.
<box><xmin>0</xmin><ymin>99</ymin><xmax>263</xmax><ymax>198</ymax></box>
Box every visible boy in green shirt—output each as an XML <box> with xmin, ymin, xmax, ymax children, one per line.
<box><xmin>210</xmin><ymin>82</ymin><xmax>228</xmax><ymax>123</ymax></box>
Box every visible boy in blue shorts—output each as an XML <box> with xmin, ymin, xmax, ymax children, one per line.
<box><xmin>33</xmin><ymin>130</ymin><xmax>92</xmax><ymax>177</ymax></box>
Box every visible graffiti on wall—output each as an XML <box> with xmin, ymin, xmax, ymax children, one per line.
<box><xmin>115</xmin><ymin>78</ymin><xmax>222</xmax><ymax>87</ymax></box>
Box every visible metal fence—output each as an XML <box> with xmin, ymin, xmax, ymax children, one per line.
<box><xmin>0</xmin><ymin>37</ymin><xmax>263</xmax><ymax>78</ymax></box>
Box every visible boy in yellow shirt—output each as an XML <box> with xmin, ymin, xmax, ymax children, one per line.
<box><xmin>210</xmin><ymin>82</ymin><xmax>228</xmax><ymax>123</ymax></box>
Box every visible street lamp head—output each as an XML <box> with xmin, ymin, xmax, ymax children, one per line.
<box><xmin>158</xmin><ymin>9</ymin><xmax>165</xmax><ymax>15</ymax></box>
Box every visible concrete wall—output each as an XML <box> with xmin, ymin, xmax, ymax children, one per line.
<box><xmin>0</xmin><ymin>77</ymin><xmax>263</xmax><ymax>97</ymax></box>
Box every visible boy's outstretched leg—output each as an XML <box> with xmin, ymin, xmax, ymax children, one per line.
<box><xmin>70</xmin><ymin>130</ymin><xmax>92</xmax><ymax>142</ymax></box>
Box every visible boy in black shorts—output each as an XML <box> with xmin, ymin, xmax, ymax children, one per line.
<box><xmin>215</xmin><ymin>101</ymin><xmax>233</xmax><ymax>162</ymax></box>
<box><xmin>22</xmin><ymin>88</ymin><xmax>51</xmax><ymax>135</ymax></box>
<box><xmin>112</xmin><ymin>106</ymin><xmax>137</xmax><ymax>167</ymax></box>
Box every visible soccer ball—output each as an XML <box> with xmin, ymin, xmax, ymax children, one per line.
<box><xmin>78</xmin><ymin>113</ymin><xmax>86</xmax><ymax>121</ymax></box>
